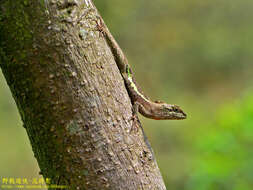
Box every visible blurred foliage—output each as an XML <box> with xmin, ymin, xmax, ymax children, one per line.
<box><xmin>1</xmin><ymin>0</ymin><xmax>253</xmax><ymax>189</ymax></box>
<box><xmin>187</xmin><ymin>93</ymin><xmax>253</xmax><ymax>190</ymax></box>
<box><xmin>0</xmin><ymin>74</ymin><xmax>41</xmax><ymax>179</ymax></box>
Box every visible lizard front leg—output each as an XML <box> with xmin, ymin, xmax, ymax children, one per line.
<box><xmin>130</xmin><ymin>101</ymin><xmax>141</xmax><ymax>132</ymax></box>
<box><xmin>131</xmin><ymin>101</ymin><xmax>150</xmax><ymax>132</ymax></box>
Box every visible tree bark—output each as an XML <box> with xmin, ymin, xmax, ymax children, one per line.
<box><xmin>0</xmin><ymin>0</ymin><xmax>166</xmax><ymax>189</ymax></box>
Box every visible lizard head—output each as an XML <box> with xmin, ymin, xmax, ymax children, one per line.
<box><xmin>154</xmin><ymin>103</ymin><xmax>187</xmax><ymax>120</ymax></box>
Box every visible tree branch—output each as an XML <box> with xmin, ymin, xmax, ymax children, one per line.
<box><xmin>0</xmin><ymin>0</ymin><xmax>166</xmax><ymax>189</ymax></box>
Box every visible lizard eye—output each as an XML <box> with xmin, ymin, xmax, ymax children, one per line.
<box><xmin>172</xmin><ymin>105</ymin><xmax>181</xmax><ymax>112</ymax></box>
<box><xmin>165</xmin><ymin>107</ymin><xmax>172</xmax><ymax>112</ymax></box>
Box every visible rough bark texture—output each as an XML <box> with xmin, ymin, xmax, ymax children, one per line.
<box><xmin>0</xmin><ymin>0</ymin><xmax>166</xmax><ymax>189</ymax></box>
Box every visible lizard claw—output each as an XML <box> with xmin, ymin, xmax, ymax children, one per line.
<box><xmin>130</xmin><ymin>114</ymin><xmax>139</xmax><ymax>132</ymax></box>
<box><xmin>95</xmin><ymin>17</ymin><xmax>105</xmax><ymax>37</ymax></box>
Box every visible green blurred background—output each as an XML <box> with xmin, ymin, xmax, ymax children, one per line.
<box><xmin>1</xmin><ymin>0</ymin><xmax>253</xmax><ymax>189</ymax></box>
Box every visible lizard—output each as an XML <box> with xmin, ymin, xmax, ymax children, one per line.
<box><xmin>96</xmin><ymin>18</ymin><xmax>187</xmax><ymax>123</ymax></box>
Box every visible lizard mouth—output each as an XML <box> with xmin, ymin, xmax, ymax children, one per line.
<box><xmin>173</xmin><ymin>112</ymin><xmax>187</xmax><ymax>120</ymax></box>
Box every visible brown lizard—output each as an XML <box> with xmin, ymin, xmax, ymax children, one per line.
<box><xmin>97</xmin><ymin>19</ymin><xmax>187</xmax><ymax>122</ymax></box>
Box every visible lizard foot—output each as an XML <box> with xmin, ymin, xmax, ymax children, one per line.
<box><xmin>95</xmin><ymin>17</ymin><xmax>105</xmax><ymax>37</ymax></box>
<box><xmin>130</xmin><ymin>115</ymin><xmax>139</xmax><ymax>132</ymax></box>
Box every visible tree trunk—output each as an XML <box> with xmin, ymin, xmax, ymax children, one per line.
<box><xmin>0</xmin><ymin>0</ymin><xmax>166</xmax><ymax>189</ymax></box>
